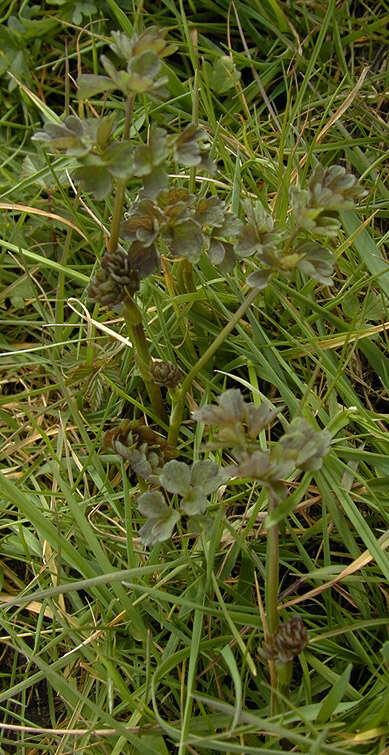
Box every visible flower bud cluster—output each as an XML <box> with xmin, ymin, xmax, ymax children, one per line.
<box><xmin>150</xmin><ymin>359</ymin><xmax>181</xmax><ymax>388</ymax></box>
<box><xmin>262</xmin><ymin>616</ymin><xmax>308</xmax><ymax>663</ymax></box>
<box><xmin>89</xmin><ymin>247</ymin><xmax>140</xmax><ymax>310</ymax></box>
<box><xmin>104</xmin><ymin>419</ymin><xmax>172</xmax><ymax>479</ymax></box>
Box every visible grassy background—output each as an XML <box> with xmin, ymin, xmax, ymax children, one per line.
<box><xmin>0</xmin><ymin>0</ymin><xmax>388</xmax><ymax>752</ymax></box>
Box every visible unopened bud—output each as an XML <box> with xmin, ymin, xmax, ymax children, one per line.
<box><xmin>263</xmin><ymin>615</ymin><xmax>308</xmax><ymax>663</ymax></box>
<box><xmin>151</xmin><ymin>359</ymin><xmax>180</xmax><ymax>388</ymax></box>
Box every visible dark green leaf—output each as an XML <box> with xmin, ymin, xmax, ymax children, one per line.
<box><xmin>138</xmin><ymin>491</ymin><xmax>180</xmax><ymax>546</ymax></box>
<box><xmin>187</xmin><ymin>514</ymin><xmax>212</xmax><ymax>534</ymax></box>
<box><xmin>100</xmin><ymin>55</ymin><xmax>131</xmax><ymax>93</ymax></box>
<box><xmin>168</xmin><ymin>219</ymin><xmax>203</xmax><ymax>262</ymax></box>
<box><xmin>133</xmin><ymin>127</ymin><xmax>168</xmax><ymax>175</ymax></box>
<box><xmin>96</xmin><ymin>114</ymin><xmax>117</xmax><ymax>149</ymax></box>
<box><xmin>138</xmin><ymin>490</ymin><xmax>167</xmax><ymax>518</ymax></box>
<box><xmin>296</xmin><ymin>242</ymin><xmax>335</xmax><ymax>286</ymax></box>
<box><xmin>143</xmin><ymin>165</ymin><xmax>169</xmax><ymax>198</ymax></box>
<box><xmin>73</xmin><ymin>164</ymin><xmax>112</xmax><ymax>200</ymax></box>
<box><xmin>32</xmin><ymin>115</ymin><xmax>83</xmax><ymax>151</ymax></box>
<box><xmin>218</xmin><ymin>213</ymin><xmax>243</xmax><ymax>237</ymax></box>
<box><xmin>215</xmin><ymin>243</ymin><xmax>238</xmax><ymax>274</ymax></box>
<box><xmin>207</xmin><ymin>55</ymin><xmax>241</xmax><ymax>94</ymax></box>
<box><xmin>208</xmin><ymin>238</ymin><xmax>226</xmax><ymax>265</ymax></box>
<box><xmin>172</xmin><ymin>124</ymin><xmax>214</xmax><ymax>172</ymax></box>
<box><xmin>109</xmin><ymin>30</ymin><xmax>134</xmax><ymax>61</ymax></box>
<box><xmin>180</xmin><ymin>489</ymin><xmax>208</xmax><ymax>516</ymax></box>
<box><xmin>129</xmin><ymin>241</ymin><xmax>160</xmax><ymax>279</ymax></box>
<box><xmin>190</xmin><ymin>460</ymin><xmax>225</xmax><ymax>495</ymax></box>
<box><xmin>129</xmin><ymin>49</ymin><xmax>161</xmax><ymax>81</ymax></box>
<box><xmin>121</xmin><ymin>199</ymin><xmax>164</xmax><ymax>246</ymax></box>
<box><xmin>77</xmin><ymin>74</ymin><xmax>117</xmax><ymax>99</ymax></box>
<box><xmin>159</xmin><ymin>460</ymin><xmax>191</xmax><ymax>496</ymax></box>
<box><xmin>246</xmin><ymin>269</ymin><xmax>271</xmax><ymax>288</ymax></box>
<box><xmin>104</xmin><ymin>142</ymin><xmax>133</xmax><ymax>178</ymax></box>
<box><xmin>196</xmin><ymin>196</ymin><xmax>225</xmax><ymax>228</ymax></box>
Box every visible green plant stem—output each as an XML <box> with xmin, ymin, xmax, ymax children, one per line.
<box><xmin>178</xmin><ymin>258</ymin><xmax>197</xmax><ymax>296</ymax></box>
<box><xmin>55</xmin><ymin>226</ymin><xmax>74</xmax><ymax>327</ymax></box>
<box><xmin>189</xmin><ymin>69</ymin><xmax>199</xmax><ymax>195</ymax></box>
<box><xmin>123</xmin><ymin>301</ymin><xmax>166</xmax><ymax>422</ymax></box>
<box><xmin>266</xmin><ymin>491</ymin><xmax>281</xmax><ymax>714</ymax></box>
<box><xmin>108</xmin><ymin>95</ymin><xmax>165</xmax><ymax>420</ymax></box>
<box><xmin>55</xmin><ymin>194</ymin><xmax>79</xmax><ymax>333</ymax></box>
<box><xmin>109</xmin><ymin>95</ymin><xmax>134</xmax><ymax>255</ymax></box>
<box><xmin>265</xmin><ymin>494</ymin><xmax>280</xmax><ymax>638</ymax></box>
<box><xmin>277</xmin><ymin>660</ymin><xmax>293</xmax><ymax>698</ymax></box>
<box><xmin>168</xmin><ymin>286</ymin><xmax>260</xmax><ymax>446</ymax></box>
<box><xmin>178</xmin><ymin>70</ymin><xmax>198</xmax><ymax>297</ymax></box>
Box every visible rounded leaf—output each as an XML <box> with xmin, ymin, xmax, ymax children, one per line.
<box><xmin>190</xmin><ymin>459</ymin><xmax>224</xmax><ymax>495</ymax></box>
<box><xmin>159</xmin><ymin>460</ymin><xmax>191</xmax><ymax>495</ymax></box>
<box><xmin>138</xmin><ymin>490</ymin><xmax>167</xmax><ymax>518</ymax></box>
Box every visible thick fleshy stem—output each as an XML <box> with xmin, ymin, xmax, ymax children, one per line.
<box><xmin>265</xmin><ymin>491</ymin><xmax>280</xmax><ymax>640</ymax></box>
<box><xmin>108</xmin><ymin>95</ymin><xmax>135</xmax><ymax>256</ymax></box>
<box><xmin>176</xmin><ymin>68</ymin><xmax>208</xmax><ymax>306</ymax></box>
<box><xmin>265</xmin><ymin>491</ymin><xmax>280</xmax><ymax>714</ymax></box>
<box><xmin>107</xmin><ymin>95</ymin><xmax>165</xmax><ymax>421</ymax></box>
<box><xmin>168</xmin><ymin>286</ymin><xmax>259</xmax><ymax>447</ymax></box>
<box><xmin>180</xmin><ymin>70</ymin><xmax>199</xmax><ymax>294</ymax></box>
<box><xmin>123</xmin><ymin>300</ymin><xmax>166</xmax><ymax>422</ymax></box>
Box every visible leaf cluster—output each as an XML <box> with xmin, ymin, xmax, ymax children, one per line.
<box><xmin>135</xmin><ymin>389</ymin><xmax>331</xmax><ymax>546</ymax></box>
<box><xmin>121</xmin><ymin>185</ymin><xmax>241</xmax><ymax>267</ymax></box>
<box><xmin>291</xmin><ymin>164</ymin><xmax>367</xmax><ymax>237</ymax></box>
<box><xmin>236</xmin><ymin>165</ymin><xmax>366</xmax><ymax>289</ymax></box>
<box><xmin>118</xmin><ymin>159</ymin><xmax>364</xmax><ymax>288</ymax></box>
<box><xmin>77</xmin><ymin>27</ymin><xmax>177</xmax><ymax>101</ymax></box>
<box><xmin>203</xmin><ymin>55</ymin><xmax>241</xmax><ymax>95</ymax></box>
<box><xmin>31</xmin><ymin>24</ymin><xmax>366</xmax><ymax>293</ymax></box>
<box><xmin>32</xmin><ymin>114</ymin><xmax>132</xmax><ymax>199</ymax></box>
<box><xmin>137</xmin><ymin>459</ymin><xmax>226</xmax><ymax>546</ymax></box>
<box><xmin>193</xmin><ymin>388</ymin><xmax>281</xmax><ymax>449</ymax></box>
<box><xmin>194</xmin><ymin>389</ymin><xmax>331</xmax><ymax>501</ymax></box>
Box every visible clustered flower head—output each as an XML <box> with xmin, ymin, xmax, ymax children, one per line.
<box><xmin>308</xmin><ymin>164</ymin><xmax>367</xmax><ymax>210</ymax></box>
<box><xmin>263</xmin><ymin>616</ymin><xmax>309</xmax><ymax>663</ymax></box>
<box><xmin>32</xmin><ymin>114</ymin><xmax>133</xmax><ymax>199</ymax></box>
<box><xmin>150</xmin><ymin>359</ymin><xmax>181</xmax><ymax>388</ymax></box>
<box><xmin>89</xmin><ymin>243</ymin><xmax>159</xmax><ymax>311</ymax></box>
<box><xmin>104</xmin><ymin>419</ymin><xmax>172</xmax><ymax>479</ymax></box>
<box><xmin>89</xmin><ymin>247</ymin><xmax>140</xmax><ymax>309</ymax></box>
<box><xmin>193</xmin><ymin>388</ymin><xmax>281</xmax><ymax>448</ymax></box>
<box><xmin>121</xmin><ymin>187</ymin><xmax>203</xmax><ymax>263</ymax></box>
